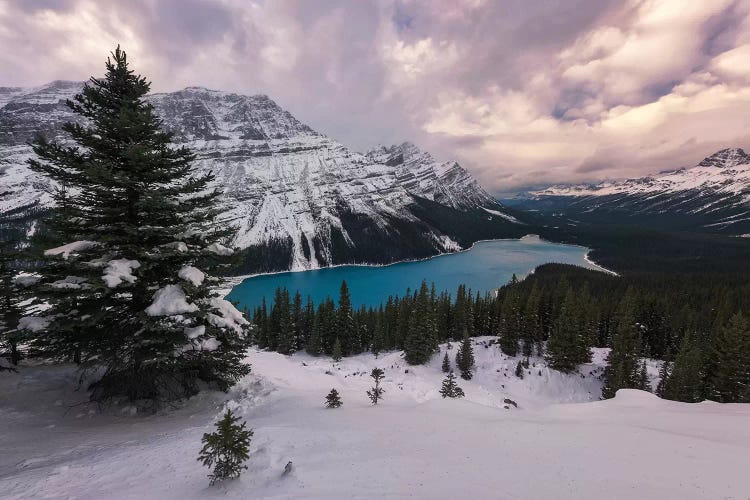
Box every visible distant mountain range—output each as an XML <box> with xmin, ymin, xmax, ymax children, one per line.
<box><xmin>522</xmin><ymin>148</ymin><xmax>750</xmax><ymax>236</ymax></box>
<box><xmin>0</xmin><ymin>81</ymin><xmax>526</xmax><ymax>273</ymax></box>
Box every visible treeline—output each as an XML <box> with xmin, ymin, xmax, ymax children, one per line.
<box><xmin>251</xmin><ymin>264</ymin><xmax>750</xmax><ymax>403</ymax></box>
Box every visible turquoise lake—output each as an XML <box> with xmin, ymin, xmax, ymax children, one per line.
<box><xmin>226</xmin><ymin>237</ymin><xmax>604</xmax><ymax>311</ymax></box>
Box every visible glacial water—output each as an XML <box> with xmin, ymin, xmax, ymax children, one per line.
<box><xmin>226</xmin><ymin>236</ymin><xmax>604</xmax><ymax>311</ymax></box>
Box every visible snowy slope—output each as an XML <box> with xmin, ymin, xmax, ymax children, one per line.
<box><xmin>0</xmin><ymin>82</ymin><xmax>521</xmax><ymax>272</ymax></box>
<box><xmin>365</xmin><ymin>142</ymin><xmax>498</xmax><ymax>209</ymax></box>
<box><xmin>2</xmin><ymin>338</ymin><xmax>749</xmax><ymax>499</ymax></box>
<box><xmin>530</xmin><ymin>148</ymin><xmax>750</xmax><ymax>233</ymax></box>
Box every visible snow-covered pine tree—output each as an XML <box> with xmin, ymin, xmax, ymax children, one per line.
<box><xmin>515</xmin><ymin>360</ymin><xmax>524</xmax><ymax>378</ymax></box>
<box><xmin>325</xmin><ymin>388</ymin><xmax>343</xmax><ymax>408</ymax></box>
<box><xmin>440</xmin><ymin>371</ymin><xmax>465</xmax><ymax>398</ymax></box>
<box><xmin>367</xmin><ymin>367</ymin><xmax>385</xmax><ymax>405</ymax></box>
<box><xmin>198</xmin><ymin>409</ymin><xmax>253</xmax><ymax>485</ymax></box>
<box><xmin>456</xmin><ymin>331</ymin><xmax>475</xmax><ymax>380</ymax></box>
<box><xmin>442</xmin><ymin>351</ymin><xmax>451</xmax><ymax>373</ymax></box>
<box><xmin>27</xmin><ymin>47</ymin><xmax>250</xmax><ymax>403</ymax></box>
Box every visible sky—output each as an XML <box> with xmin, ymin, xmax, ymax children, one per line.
<box><xmin>1</xmin><ymin>0</ymin><xmax>750</xmax><ymax>193</ymax></box>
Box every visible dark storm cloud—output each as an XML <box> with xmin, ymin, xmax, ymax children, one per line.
<box><xmin>1</xmin><ymin>0</ymin><xmax>749</xmax><ymax>192</ymax></box>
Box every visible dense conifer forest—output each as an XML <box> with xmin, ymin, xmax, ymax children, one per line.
<box><xmin>250</xmin><ymin>265</ymin><xmax>750</xmax><ymax>403</ymax></box>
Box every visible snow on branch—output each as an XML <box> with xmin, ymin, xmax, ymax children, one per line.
<box><xmin>161</xmin><ymin>241</ymin><xmax>188</xmax><ymax>253</ymax></box>
<box><xmin>18</xmin><ymin>316</ymin><xmax>50</xmax><ymax>332</ymax></box>
<box><xmin>206</xmin><ymin>243</ymin><xmax>234</xmax><ymax>256</ymax></box>
<box><xmin>184</xmin><ymin>325</ymin><xmax>206</xmax><ymax>339</ymax></box>
<box><xmin>13</xmin><ymin>274</ymin><xmax>41</xmax><ymax>287</ymax></box>
<box><xmin>145</xmin><ymin>285</ymin><xmax>198</xmax><ymax>316</ymax></box>
<box><xmin>178</xmin><ymin>266</ymin><xmax>205</xmax><ymax>287</ymax></box>
<box><xmin>208</xmin><ymin>298</ymin><xmax>248</xmax><ymax>333</ymax></box>
<box><xmin>51</xmin><ymin>276</ymin><xmax>89</xmax><ymax>289</ymax></box>
<box><xmin>102</xmin><ymin>259</ymin><xmax>141</xmax><ymax>288</ymax></box>
<box><xmin>44</xmin><ymin>240</ymin><xmax>99</xmax><ymax>259</ymax></box>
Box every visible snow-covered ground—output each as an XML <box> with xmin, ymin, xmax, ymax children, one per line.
<box><xmin>2</xmin><ymin>338</ymin><xmax>749</xmax><ymax>499</ymax></box>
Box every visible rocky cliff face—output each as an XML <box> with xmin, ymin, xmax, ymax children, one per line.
<box><xmin>0</xmin><ymin>82</ymin><xmax>523</xmax><ymax>273</ymax></box>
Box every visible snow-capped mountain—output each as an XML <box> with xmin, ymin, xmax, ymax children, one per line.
<box><xmin>0</xmin><ymin>81</ymin><xmax>523</xmax><ymax>273</ymax></box>
<box><xmin>364</xmin><ymin>142</ymin><xmax>497</xmax><ymax>209</ymax></box>
<box><xmin>529</xmin><ymin>148</ymin><xmax>750</xmax><ymax>235</ymax></box>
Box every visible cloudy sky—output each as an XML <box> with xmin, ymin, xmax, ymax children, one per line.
<box><xmin>1</xmin><ymin>0</ymin><xmax>750</xmax><ymax>193</ymax></box>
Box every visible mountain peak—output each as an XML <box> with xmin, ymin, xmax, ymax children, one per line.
<box><xmin>175</xmin><ymin>87</ymin><xmax>271</xmax><ymax>101</ymax></box>
<box><xmin>697</xmin><ymin>148</ymin><xmax>749</xmax><ymax>168</ymax></box>
<box><xmin>1</xmin><ymin>82</ymin><xmax>506</xmax><ymax>272</ymax></box>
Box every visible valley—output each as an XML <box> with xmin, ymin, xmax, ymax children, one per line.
<box><xmin>517</xmin><ymin>148</ymin><xmax>750</xmax><ymax>237</ymax></box>
<box><xmin>226</xmin><ymin>237</ymin><xmax>607</xmax><ymax>313</ymax></box>
<box><xmin>1</xmin><ymin>22</ymin><xmax>750</xmax><ymax>499</ymax></box>
<box><xmin>0</xmin><ymin>82</ymin><xmax>526</xmax><ymax>275</ymax></box>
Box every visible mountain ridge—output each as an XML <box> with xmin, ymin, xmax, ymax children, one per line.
<box><xmin>0</xmin><ymin>81</ymin><xmax>523</xmax><ymax>273</ymax></box>
<box><xmin>525</xmin><ymin>147</ymin><xmax>750</xmax><ymax>235</ymax></box>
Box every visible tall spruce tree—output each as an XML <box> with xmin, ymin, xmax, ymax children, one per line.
<box><xmin>27</xmin><ymin>47</ymin><xmax>250</xmax><ymax>402</ymax></box>
<box><xmin>637</xmin><ymin>359</ymin><xmax>650</xmax><ymax>392</ymax></box>
<box><xmin>655</xmin><ymin>354</ymin><xmax>672</xmax><ymax>398</ymax></box>
<box><xmin>276</xmin><ymin>288</ymin><xmax>294</xmax><ymax>355</ymax></box>
<box><xmin>521</xmin><ymin>282</ymin><xmax>542</xmax><ymax>357</ymax></box>
<box><xmin>336</xmin><ymin>281</ymin><xmax>355</xmax><ymax>355</ymax></box>
<box><xmin>442</xmin><ymin>351</ymin><xmax>451</xmax><ymax>373</ymax></box>
<box><xmin>546</xmin><ymin>287</ymin><xmax>590</xmax><ymax>373</ymax></box>
<box><xmin>601</xmin><ymin>288</ymin><xmax>643</xmax><ymax>399</ymax></box>
<box><xmin>498</xmin><ymin>288</ymin><xmax>520</xmax><ymax>356</ymax></box>
<box><xmin>320</xmin><ymin>298</ymin><xmax>337</xmax><ymax>354</ymax></box>
<box><xmin>306</xmin><ymin>307</ymin><xmax>324</xmax><ymax>356</ymax></box>
<box><xmin>371</xmin><ymin>313</ymin><xmax>385</xmax><ymax>356</ymax></box>
<box><xmin>452</xmin><ymin>285</ymin><xmax>473</xmax><ymax>341</ymax></box>
<box><xmin>708</xmin><ymin>312</ymin><xmax>749</xmax><ymax>403</ymax></box>
<box><xmin>0</xmin><ymin>238</ymin><xmax>28</xmax><ymax>368</ymax></box>
<box><xmin>255</xmin><ymin>298</ymin><xmax>269</xmax><ymax>349</ymax></box>
<box><xmin>291</xmin><ymin>291</ymin><xmax>303</xmax><ymax>351</ymax></box>
<box><xmin>332</xmin><ymin>337</ymin><xmax>343</xmax><ymax>362</ymax></box>
<box><xmin>302</xmin><ymin>296</ymin><xmax>315</xmax><ymax>347</ymax></box>
<box><xmin>404</xmin><ymin>281</ymin><xmax>436</xmax><ymax>365</ymax></box>
<box><xmin>662</xmin><ymin>330</ymin><xmax>705</xmax><ymax>402</ymax></box>
<box><xmin>456</xmin><ymin>331</ymin><xmax>475</xmax><ymax>380</ymax></box>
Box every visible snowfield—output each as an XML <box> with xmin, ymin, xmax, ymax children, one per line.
<box><xmin>2</xmin><ymin>338</ymin><xmax>749</xmax><ymax>499</ymax></box>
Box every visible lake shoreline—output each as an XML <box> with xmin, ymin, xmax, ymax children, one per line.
<box><xmin>221</xmin><ymin>235</ymin><xmax>617</xmax><ymax>302</ymax></box>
